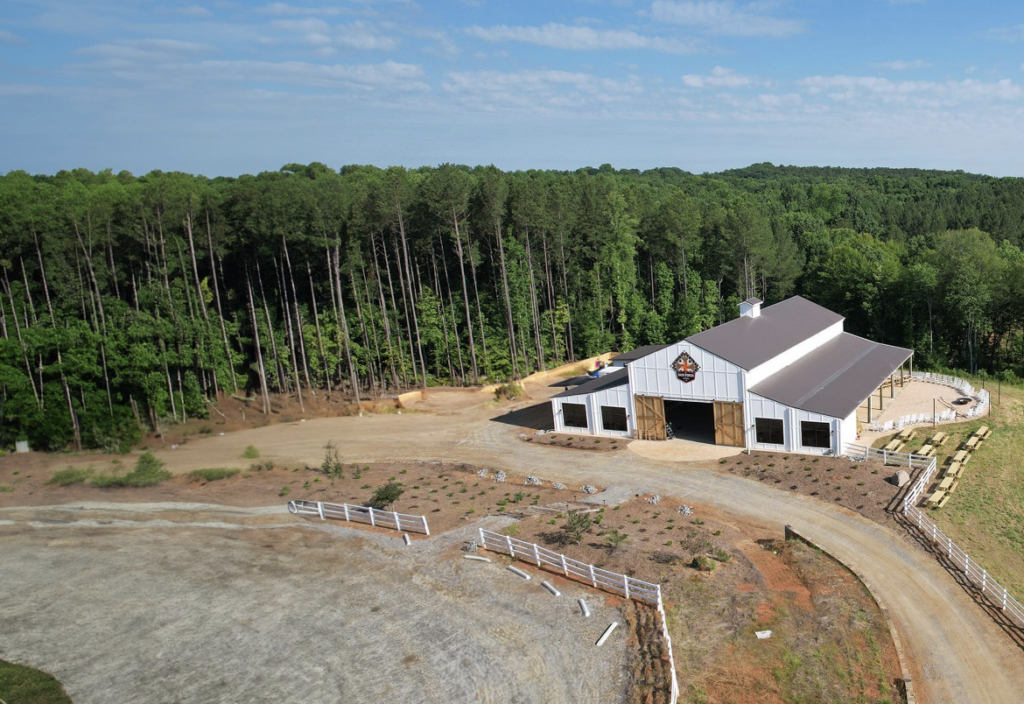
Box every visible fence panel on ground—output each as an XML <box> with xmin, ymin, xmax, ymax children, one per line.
<box><xmin>288</xmin><ymin>500</ymin><xmax>430</xmax><ymax>535</ymax></box>
<box><xmin>477</xmin><ymin>528</ymin><xmax>679</xmax><ymax>702</ymax></box>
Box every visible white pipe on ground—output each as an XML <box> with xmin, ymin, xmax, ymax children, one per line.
<box><xmin>463</xmin><ymin>555</ymin><xmax>491</xmax><ymax>562</ymax></box>
<box><xmin>596</xmin><ymin>621</ymin><xmax>618</xmax><ymax>646</ymax></box>
<box><xmin>507</xmin><ymin>565</ymin><xmax>531</xmax><ymax>580</ymax></box>
<box><xmin>541</xmin><ymin>581</ymin><xmax>561</xmax><ymax>597</ymax></box>
<box><xmin>578</xmin><ymin>599</ymin><xmax>591</xmax><ymax>617</ymax></box>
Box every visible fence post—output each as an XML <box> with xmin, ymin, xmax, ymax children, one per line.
<box><xmin>883</xmin><ymin>449</ymin><xmax>887</xmax><ymax>465</ymax></box>
<box><xmin>507</xmin><ymin>534</ymin><xmax>515</xmax><ymax>558</ymax></box>
<box><xmin>317</xmin><ymin>501</ymin><xmax>325</xmax><ymax>521</ymax></box>
<box><xmin>916</xmin><ymin>510</ymin><xmax>921</xmax><ymax>529</ymax></box>
<box><xmin>478</xmin><ymin>527</ymin><xmax>486</xmax><ymax>548</ymax></box>
<box><xmin>533</xmin><ymin>542</ymin><xmax>541</xmax><ymax>567</ymax></box>
<box><xmin>561</xmin><ymin>554</ymin><xmax>568</xmax><ymax>577</ymax></box>
<box><xmin>393</xmin><ymin>510</ymin><xmax>401</xmax><ymax>531</ymax></box>
<box><xmin>964</xmin><ymin>554</ymin><xmax>970</xmax><ymax>575</ymax></box>
<box><xmin>947</xmin><ymin>537</ymin><xmax>952</xmax><ymax>559</ymax></box>
<box><xmin>369</xmin><ymin>507</ymin><xmax>376</xmax><ymax>527</ymax></box>
<box><xmin>982</xmin><ymin>570</ymin><xmax>987</xmax><ymax>593</ymax></box>
<box><xmin>344</xmin><ymin>504</ymin><xmax>351</xmax><ymax>522</ymax></box>
<box><xmin>423</xmin><ymin>517</ymin><xmax>430</xmax><ymax>536</ymax></box>
<box><xmin>931</xmin><ymin>523</ymin><xmax>937</xmax><ymax>543</ymax></box>
<box><xmin>624</xmin><ymin>575</ymin><xmax>630</xmax><ymax>600</ymax></box>
<box><xmin>589</xmin><ymin>564</ymin><xmax>597</xmax><ymax>587</ymax></box>
<box><xmin>1003</xmin><ymin>589</ymin><xmax>1008</xmax><ymax>611</ymax></box>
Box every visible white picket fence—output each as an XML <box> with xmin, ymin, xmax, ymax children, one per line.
<box><xmin>288</xmin><ymin>499</ymin><xmax>430</xmax><ymax>535</ymax></box>
<box><xmin>478</xmin><ymin>528</ymin><xmax>679</xmax><ymax>703</ymax></box>
<box><xmin>841</xmin><ymin>442</ymin><xmax>1024</xmax><ymax>631</ymax></box>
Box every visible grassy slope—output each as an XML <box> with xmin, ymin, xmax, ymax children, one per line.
<box><xmin>884</xmin><ymin>385</ymin><xmax>1024</xmax><ymax>594</ymax></box>
<box><xmin>0</xmin><ymin>660</ymin><xmax>73</xmax><ymax>704</ymax></box>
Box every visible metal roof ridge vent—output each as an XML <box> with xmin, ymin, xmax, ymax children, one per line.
<box><xmin>739</xmin><ymin>297</ymin><xmax>763</xmax><ymax>319</ymax></box>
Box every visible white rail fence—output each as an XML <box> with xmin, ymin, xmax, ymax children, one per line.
<box><xmin>844</xmin><ymin>442</ymin><xmax>936</xmax><ymax>470</ymax></box>
<box><xmin>288</xmin><ymin>499</ymin><xmax>430</xmax><ymax>535</ymax></box>
<box><xmin>841</xmin><ymin>443</ymin><xmax>1024</xmax><ymax>631</ymax></box>
<box><xmin>478</xmin><ymin>528</ymin><xmax>679</xmax><ymax>703</ymax></box>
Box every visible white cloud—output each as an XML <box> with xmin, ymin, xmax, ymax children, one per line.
<box><xmin>987</xmin><ymin>24</ymin><xmax>1024</xmax><ymax>42</ymax></box>
<box><xmin>443</xmin><ymin>68</ymin><xmax>644</xmax><ymax>112</ymax></box>
<box><xmin>201</xmin><ymin>59</ymin><xmax>428</xmax><ymax>92</ymax></box>
<box><xmin>338</xmin><ymin>21</ymin><xmax>399</xmax><ymax>50</ymax></box>
<box><xmin>799</xmin><ymin>75</ymin><xmax>1023</xmax><ymax>105</ymax></box>
<box><xmin>464</xmin><ymin>22</ymin><xmax>700</xmax><ymax>54</ymax></box>
<box><xmin>76</xmin><ymin>38</ymin><xmax>214</xmax><ymax>63</ymax></box>
<box><xmin>682</xmin><ymin>66</ymin><xmax>757</xmax><ymax>88</ymax></box>
<box><xmin>159</xmin><ymin>5</ymin><xmax>213</xmax><ymax>17</ymax></box>
<box><xmin>650</xmin><ymin>1</ymin><xmax>805</xmax><ymax>37</ymax></box>
<box><xmin>870</xmin><ymin>59</ymin><xmax>931</xmax><ymax>70</ymax></box>
<box><xmin>0</xmin><ymin>29</ymin><xmax>24</xmax><ymax>43</ymax></box>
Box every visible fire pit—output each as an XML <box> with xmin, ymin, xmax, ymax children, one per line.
<box><xmin>952</xmin><ymin>397</ymin><xmax>972</xmax><ymax>406</ymax></box>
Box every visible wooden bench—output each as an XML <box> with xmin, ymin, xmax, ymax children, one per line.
<box><xmin>926</xmin><ymin>489</ymin><xmax>946</xmax><ymax>506</ymax></box>
<box><xmin>964</xmin><ymin>436</ymin><xmax>980</xmax><ymax>451</ymax></box>
<box><xmin>937</xmin><ymin>494</ymin><xmax>952</xmax><ymax>508</ymax></box>
<box><xmin>928</xmin><ymin>431</ymin><xmax>948</xmax><ymax>446</ymax></box>
<box><xmin>896</xmin><ymin>428</ymin><xmax>916</xmax><ymax>442</ymax></box>
<box><xmin>947</xmin><ymin>479</ymin><xmax>961</xmax><ymax>496</ymax></box>
<box><xmin>943</xmin><ymin>461</ymin><xmax>962</xmax><ymax>478</ymax></box>
<box><xmin>937</xmin><ymin>476</ymin><xmax>954</xmax><ymax>491</ymax></box>
<box><xmin>917</xmin><ymin>445</ymin><xmax>936</xmax><ymax>458</ymax></box>
<box><xmin>952</xmin><ymin>450</ymin><xmax>968</xmax><ymax>465</ymax></box>
<box><xmin>975</xmin><ymin>425</ymin><xmax>990</xmax><ymax>437</ymax></box>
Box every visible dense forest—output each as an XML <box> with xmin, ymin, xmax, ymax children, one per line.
<box><xmin>2</xmin><ymin>162</ymin><xmax>1024</xmax><ymax>452</ymax></box>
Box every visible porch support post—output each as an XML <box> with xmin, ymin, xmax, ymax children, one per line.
<box><xmin>891</xmin><ymin>374</ymin><xmax>895</xmax><ymax>398</ymax></box>
<box><xmin>867</xmin><ymin>394</ymin><xmax>872</xmax><ymax>423</ymax></box>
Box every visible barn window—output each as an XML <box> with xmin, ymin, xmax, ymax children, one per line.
<box><xmin>755</xmin><ymin>418</ymin><xmax>784</xmax><ymax>445</ymax></box>
<box><xmin>563</xmin><ymin>403</ymin><xmax>588</xmax><ymax>428</ymax></box>
<box><xmin>601</xmin><ymin>406</ymin><xmax>628</xmax><ymax>432</ymax></box>
<box><xmin>801</xmin><ymin>421</ymin><xmax>831</xmax><ymax>449</ymax></box>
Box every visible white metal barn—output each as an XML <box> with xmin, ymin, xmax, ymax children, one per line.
<box><xmin>550</xmin><ymin>296</ymin><xmax>913</xmax><ymax>456</ymax></box>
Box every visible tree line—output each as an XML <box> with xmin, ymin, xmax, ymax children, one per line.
<box><xmin>2</xmin><ymin>161</ymin><xmax>1024</xmax><ymax>451</ymax></box>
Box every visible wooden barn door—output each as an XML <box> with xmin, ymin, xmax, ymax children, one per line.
<box><xmin>714</xmin><ymin>402</ymin><xmax>745</xmax><ymax>447</ymax></box>
<box><xmin>634</xmin><ymin>396</ymin><xmax>666</xmax><ymax>441</ymax></box>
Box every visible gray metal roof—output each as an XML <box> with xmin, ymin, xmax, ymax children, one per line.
<box><xmin>750</xmin><ymin>332</ymin><xmax>913</xmax><ymax>418</ymax></box>
<box><xmin>686</xmin><ymin>296</ymin><xmax>844</xmax><ymax>370</ymax></box>
<box><xmin>743</xmin><ymin>297</ymin><xmax>763</xmax><ymax>305</ymax></box>
<box><xmin>612</xmin><ymin>344</ymin><xmax>671</xmax><ymax>364</ymax></box>
<box><xmin>551</xmin><ymin>368</ymin><xmax>629</xmax><ymax>399</ymax></box>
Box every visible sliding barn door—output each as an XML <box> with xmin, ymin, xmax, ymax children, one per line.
<box><xmin>634</xmin><ymin>395</ymin><xmax>666</xmax><ymax>441</ymax></box>
<box><xmin>714</xmin><ymin>401</ymin><xmax>745</xmax><ymax>447</ymax></box>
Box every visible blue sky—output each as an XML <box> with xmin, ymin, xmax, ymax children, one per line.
<box><xmin>2</xmin><ymin>0</ymin><xmax>1024</xmax><ymax>176</ymax></box>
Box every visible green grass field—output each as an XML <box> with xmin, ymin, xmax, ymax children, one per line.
<box><xmin>0</xmin><ymin>660</ymin><xmax>72</xmax><ymax>704</ymax></box>
<box><xmin>879</xmin><ymin>384</ymin><xmax>1024</xmax><ymax>594</ymax></box>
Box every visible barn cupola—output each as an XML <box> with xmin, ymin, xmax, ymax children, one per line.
<box><xmin>739</xmin><ymin>297</ymin><xmax>763</xmax><ymax>319</ymax></box>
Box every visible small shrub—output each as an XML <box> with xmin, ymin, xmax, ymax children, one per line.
<box><xmin>0</xmin><ymin>484</ymin><xmax>14</xmax><ymax>493</ymax></box>
<box><xmin>91</xmin><ymin>453</ymin><xmax>171</xmax><ymax>488</ymax></box>
<box><xmin>279</xmin><ymin>486</ymin><xmax>290</xmax><ymax>497</ymax></box>
<box><xmin>320</xmin><ymin>440</ymin><xmax>343</xmax><ymax>477</ymax></box>
<box><xmin>368</xmin><ymin>481</ymin><xmax>404</xmax><ymax>509</ymax></box>
<box><xmin>692</xmin><ymin>556</ymin><xmax>716</xmax><ymax>572</ymax></box>
<box><xmin>562</xmin><ymin>509</ymin><xmax>593</xmax><ymax>544</ymax></box>
<box><xmin>665</xmin><ymin>540</ymin><xmax>674</xmax><ymax>546</ymax></box>
<box><xmin>713</xmin><ymin>529</ymin><xmax>722</xmax><ymax>536</ymax></box>
<box><xmin>502</xmin><ymin>523</ymin><xmax>520</xmax><ymax>536</ymax></box>
<box><xmin>714</xmin><ymin>548</ymin><xmax>731</xmax><ymax>563</ymax></box>
<box><xmin>242</xmin><ymin>445</ymin><xmax>260</xmax><ymax>459</ymax></box>
<box><xmin>494</xmin><ymin>383</ymin><xmax>524</xmax><ymax>401</ymax></box>
<box><xmin>188</xmin><ymin>468</ymin><xmax>239</xmax><ymax>482</ymax></box>
<box><xmin>604</xmin><ymin>528</ymin><xmax>629</xmax><ymax>552</ymax></box>
<box><xmin>47</xmin><ymin>467</ymin><xmax>93</xmax><ymax>486</ymax></box>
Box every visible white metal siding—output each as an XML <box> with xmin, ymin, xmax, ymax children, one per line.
<box><xmin>746</xmin><ymin>321</ymin><xmax>844</xmax><ymax>387</ymax></box>
<box><xmin>793</xmin><ymin>408</ymin><xmax>842</xmax><ymax>455</ymax></box>
<box><xmin>629</xmin><ymin>342</ymin><xmax>743</xmax><ymax>402</ymax></box>
<box><xmin>840</xmin><ymin>410</ymin><xmax>859</xmax><ymax>449</ymax></box>
<box><xmin>748</xmin><ymin>393</ymin><xmax>789</xmax><ymax>451</ymax></box>
<box><xmin>550</xmin><ymin>383</ymin><xmax>633</xmax><ymax>438</ymax></box>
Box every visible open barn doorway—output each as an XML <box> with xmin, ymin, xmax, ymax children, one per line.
<box><xmin>664</xmin><ymin>400</ymin><xmax>715</xmax><ymax>443</ymax></box>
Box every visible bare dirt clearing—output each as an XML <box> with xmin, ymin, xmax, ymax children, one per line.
<box><xmin>3</xmin><ymin>375</ymin><xmax>1024</xmax><ymax>703</ymax></box>
<box><xmin>0</xmin><ymin>505</ymin><xmax>627</xmax><ymax>704</ymax></box>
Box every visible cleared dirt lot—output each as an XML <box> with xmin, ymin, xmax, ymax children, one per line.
<box><xmin>0</xmin><ymin>504</ymin><xmax>627</xmax><ymax>704</ymax></box>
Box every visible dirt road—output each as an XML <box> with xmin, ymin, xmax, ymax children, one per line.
<box><xmin>115</xmin><ymin>391</ymin><xmax>1024</xmax><ymax>704</ymax></box>
<box><xmin>0</xmin><ymin>503</ymin><xmax>626</xmax><ymax>704</ymax></box>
